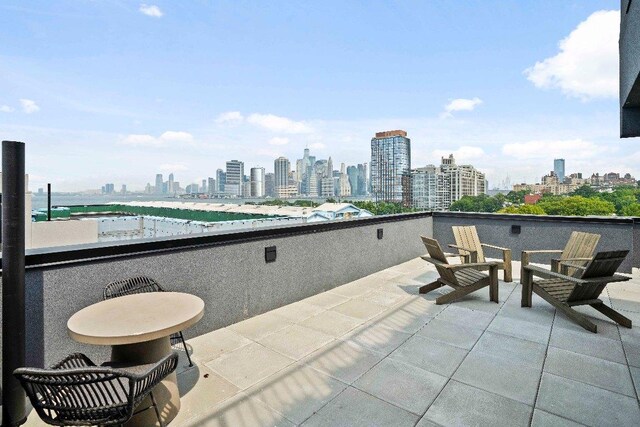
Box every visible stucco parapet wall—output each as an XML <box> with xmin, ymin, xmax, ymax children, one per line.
<box><xmin>433</xmin><ymin>211</ymin><xmax>638</xmax><ymax>225</ymax></box>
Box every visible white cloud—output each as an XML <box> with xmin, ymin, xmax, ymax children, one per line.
<box><xmin>20</xmin><ymin>99</ymin><xmax>40</xmax><ymax>114</ymax></box>
<box><xmin>524</xmin><ymin>10</ymin><xmax>619</xmax><ymax>100</ymax></box>
<box><xmin>442</xmin><ymin>97</ymin><xmax>483</xmax><ymax>118</ymax></box>
<box><xmin>433</xmin><ymin>146</ymin><xmax>486</xmax><ymax>164</ymax></box>
<box><xmin>247</xmin><ymin>113</ymin><xmax>313</xmax><ymax>134</ymax></box>
<box><xmin>119</xmin><ymin>131</ymin><xmax>193</xmax><ymax>147</ymax></box>
<box><xmin>139</xmin><ymin>4</ymin><xmax>163</xmax><ymax>17</ymax></box>
<box><xmin>159</xmin><ymin>131</ymin><xmax>193</xmax><ymax>143</ymax></box>
<box><xmin>268</xmin><ymin>137</ymin><xmax>289</xmax><ymax>146</ymax></box>
<box><xmin>309</xmin><ymin>142</ymin><xmax>326</xmax><ymax>150</ymax></box>
<box><xmin>120</xmin><ymin>134</ymin><xmax>160</xmax><ymax>146</ymax></box>
<box><xmin>502</xmin><ymin>139</ymin><xmax>604</xmax><ymax>160</ymax></box>
<box><xmin>0</xmin><ymin>105</ymin><xmax>14</xmax><ymax>113</ymax></box>
<box><xmin>215</xmin><ymin>111</ymin><xmax>244</xmax><ymax>124</ymax></box>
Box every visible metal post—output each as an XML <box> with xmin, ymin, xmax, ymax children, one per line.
<box><xmin>47</xmin><ymin>183</ymin><xmax>51</xmax><ymax>221</ymax></box>
<box><xmin>2</xmin><ymin>140</ymin><xmax>27</xmax><ymax>426</ymax></box>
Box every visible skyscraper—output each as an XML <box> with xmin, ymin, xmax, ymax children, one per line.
<box><xmin>208</xmin><ymin>177</ymin><xmax>216</xmax><ymax>196</ymax></box>
<box><xmin>250</xmin><ymin>167</ymin><xmax>265</xmax><ymax>197</ymax></box>
<box><xmin>155</xmin><ymin>174</ymin><xmax>164</xmax><ymax>194</ymax></box>
<box><xmin>554</xmin><ymin>159</ymin><xmax>565</xmax><ymax>184</ymax></box>
<box><xmin>370</xmin><ymin>130</ymin><xmax>411</xmax><ymax>203</ymax></box>
<box><xmin>274</xmin><ymin>157</ymin><xmax>290</xmax><ymax>190</ymax></box>
<box><xmin>225</xmin><ymin>160</ymin><xmax>244</xmax><ymax>196</ymax></box>
<box><xmin>216</xmin><ymin>169</ymin><xmax>226</xmax><ymax>193</ymax></box>
<box><xmin>347</xmin><ymin>165</ymin><xmax>358</xmax><ymax>195</ymax></box>
<box><xmin>265</xmin><ymin>173</ymin><xmax>276</xmax><ymax>197</ymax></box>
<box><xmin>168</xmin><ymin>173</ymin><xmax>175</xmax><ymax>194</ymax></box>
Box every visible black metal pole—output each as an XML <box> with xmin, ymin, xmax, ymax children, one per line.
<box><xmin>2</xmin><ymin>140</ymin><xmax>27</xmax><ymax>426</ymax></box>
<box><xmin>47</xmin><ymin>183</ymin><xmax>51</xmax><ymax>221</ymax></box>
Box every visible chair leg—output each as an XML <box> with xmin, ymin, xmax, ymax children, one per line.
<box><xmin>489</xmin><ymin>265</ymin><xmax>499</xmax><ymax>303</ymax></box>
<box><xmin>419</xmin><ymin>280</ymin><xmax>443</xmax><ymax>294</ymax></box>
<box><xmin>150</xmin><ymin>390</ymin><xmax>164</xmax><ymax>427</ymax></box>
<box><xmin>435</xmin><ymin>282</ymin><xmax>486</xmax><ymax>305</ymax></box>
<box><xmin>521</xmin><ymin>268</ymin><xmax>533</xmax><ymax>307</ymax></box>
<box><xmin>178</xmin><ymin>331</ymin><xmax>193</xmax><ymax>367</ymax></box>
<box><xmin>591</xmin><ymin>303</ymin><xmax>632</xmax><ymax>328</ymax></box>
<box><xmin>534</xmin><ymin>284</ymin><xmax>597</xmax><ymax>333</ymax></box>
<box><xmin>503</xmin><ymin>251</ymin><xmax>512</xmax><ymax>282</ymax></box>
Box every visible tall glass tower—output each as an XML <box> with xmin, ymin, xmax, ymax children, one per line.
<box><xmin>553</xmin><ymin>158</ymin><xmax>565</xmax><ymax>183</ymax></box>
<box><xmin>370</xmin><ymin>130</ymin><xmax>411</xmax><ymax>203</ymax></box>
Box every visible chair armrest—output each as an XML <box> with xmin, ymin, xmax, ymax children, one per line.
<box><xmin>446</xmin><ymin>262</ymin><xmax>498</xmax><ymax>272</ymax></box>
<box><xmin>480</xmin><ymin>243</ymin><xmax>510</xmax><ymax>252</ymax></box>
<box><xmin>129</xmin><ymin>353</ymin><xmax>179</xmax><ymax>397</ymax></box>
<box><xmin>443</xmin><ymin>252</ymin><xmax>462</xmax><ymax>258</ymax></box>
<box><xmin>522</xmin><ymin>250</ymin><xmax>563</xmax><ymax>255</ymax></box>
<box><xmin>523</xmin><ymin>264</ymin><xmax>587</xmax><ymax>284</ymax></box>
<box><xmin>448</xmin><ymin>244</ymin><xmax>477</xmax><ymax>254</ymax></box>
<box><xmin>556</xmin><ymin>257</ymin><xmax>593</xmax><ymax>262</ymax></box>
<box><xmin>581</xmin><ymin>274</ymin><xmax>631</xmax><ymax>285</ymax></box>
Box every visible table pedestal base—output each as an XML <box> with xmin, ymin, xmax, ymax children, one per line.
<box><xmin>112</xmin><ymin>337</ymin><xmax>180</xmax><ymax>427</ymax></box>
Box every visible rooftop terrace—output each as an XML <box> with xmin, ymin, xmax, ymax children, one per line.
<box><xmin>21</xmin><ymin>256</ymin><xmax>640</xmax><ymax>426</ymax></box>
<box><xmin>165</xmin><ymin>259</ymin><xmax>640</xmax><ymax>426</ymax></box>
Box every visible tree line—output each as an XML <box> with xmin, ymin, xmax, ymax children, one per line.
<box><xmin>449</xmin><ymin>185</ymin><xmax>640</xmax><ymax>216</ymax></box>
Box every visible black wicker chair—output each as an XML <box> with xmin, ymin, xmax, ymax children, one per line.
<box><xmin>14</xmin><ymin>352</ymin><xmax>178</xmax><ymax>426</ymax></box>
<box><xmin>103</xmin><ymin>276</ymin><xmax>193</xmax><ymax>367</ymax></box>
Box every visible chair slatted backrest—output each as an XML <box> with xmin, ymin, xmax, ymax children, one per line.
<box><xmin>452</xmin><ymin>225</ymin><xmax>485</xmax><ymax>262</ymax></box>
<box><xmin>420</xmin><ymin>236</ymin><xmax>458</xmax><ymax>285</ymax></box>
<box><xmin>103</xmin><ymin>276</ymin><xmax>163</xmax><ymax>300</ymax></box>
<box><xmin>566</xmin><ymin>250</ymin><xmax>629</xmax><ymax>303</ymax></box>
<box><xmin>15</xmin><ymin>369</ymin><xmax>132</xmax><ymax>425</ymax></box>
<box><xmin>561</xmin><ymin>231</ymin><xmax>600</xmax><ymax>277</ymax></box>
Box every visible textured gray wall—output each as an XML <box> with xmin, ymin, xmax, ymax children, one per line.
<box><xmin>18</xmin><ymin>216</ymin><xmax>433</xmax><ymax>367</ymax></box>
<box><xmin>620</xmin><ymin>1</ymin><xmax>640</xmax><ymax>137</ymax></box>
<box><xmin>433</xmin><ymin>212</ymin><xmax>635</xmax><ymax>272</ymax></box>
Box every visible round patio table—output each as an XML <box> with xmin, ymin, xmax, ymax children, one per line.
<box><xmin>67</xmin><ymin>292</ymin><xmax>204</xmax><ymax>427</ymax></box>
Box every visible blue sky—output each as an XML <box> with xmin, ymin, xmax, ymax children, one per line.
<box><xmin>0</xmin><ymin>0</ymin><xmax>629</xmax><ymax>191</ymax></box>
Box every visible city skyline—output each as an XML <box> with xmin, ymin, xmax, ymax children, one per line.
<box><xmin>0</xmin><ymin>1</ymin><xmax>627</xmax><ymax>191</ymax></box>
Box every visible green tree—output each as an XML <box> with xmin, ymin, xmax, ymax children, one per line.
<box><xmin>506</xmin><ymin>190</ymin><xmax>528</xmax><ymax>204</ymax></box>
<box><xmin>449</xmin><ymin>194</ymin><xmax>504</xmax><ymax>213</ymax></box>
<box><xmin>621</xmin><ymin>203</ymin><xmax>640</xmax><ymax>216</ymax></box>
<box><xmin>537</xmin><ymin>196</ymin><xmax>615</xmax><ymax>216</ymax></box>
<box><xmin>570</xmin><ymin>185</ymin><xmax>598</xmax><ymax>198</ymax></box>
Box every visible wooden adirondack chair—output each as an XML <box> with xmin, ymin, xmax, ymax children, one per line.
<box><xmin>520</xmin><ymin>231</ymin><xmax>600</xmax><ymax>283</ymax></box>
<box><xmin>521</xmin><ymin>250</ymin><xmax>631</xmax><ymax>333</ymax></box>
<box><xmin>451</xmin><ymin>225</ymin><xmax>513</xmax><ymax>282</ymax></box>
<box><xmin>420</xmin><ymin>236</ymin><xmax>499</xmax><ymax>305</ymax></box>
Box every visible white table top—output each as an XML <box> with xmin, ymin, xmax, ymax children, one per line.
<box><xmin>67</xmin><ymin>292</ymin><xmax>204</xmax><ymax>345</ymax></box>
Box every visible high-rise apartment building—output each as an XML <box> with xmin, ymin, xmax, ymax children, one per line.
<box><xmin>274</xmin><ymin>157</ymin><xmax>290</xmax><ymax>191</ymax></box>
<box><xmin>225</xmin><ymin>160</ymin><xmax>244</xmax><ymax>196</ymax></box>
<box><xmin>440</xmin><ymin>155</ymin><xmax>486</xmax><ymax>202</ymax></box>
<box><xmin>411</xmin><ymin>155</ymin><xmax>485</xmax><ymax>210</ymax></box>
<box><xmin>371</xmin><ymin>130</ymin><xmax>411</xmax><ymax>204</ymax></box>
<box><xmin>554</xmin><ymin>159</ymin><xmax>565</xmax><ymax>184</ymax></box>
<box><xmin>250</xmin><ymin>167</ymin><xmax>265</xmax><ymax>197</ymax></box>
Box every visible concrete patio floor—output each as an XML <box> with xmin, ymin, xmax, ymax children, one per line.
<box><xmin>21</xmin><ymin>257</ymin><xmax>640</xmax><ymax>426</ymax></box>
<box><xmin>168</xmin><ymin>258</ymin><xmax>640</xmax><ymax>427</ymax></box>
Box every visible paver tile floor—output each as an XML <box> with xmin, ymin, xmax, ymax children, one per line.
<box><xmin>22</xmin><ymin>258</ymin><xmax>640</xmax><ymax>426</ymax></box>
